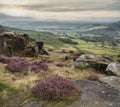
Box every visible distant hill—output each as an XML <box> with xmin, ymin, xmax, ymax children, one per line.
<box><xmin>79</xmin><ymin>21</ymin><xmax>120</xmax><ymax>43</ymax></box>
<box><xmin>0</xmin><ymin>25</ymin><xmax>6</xmax><ymax>33</ymax></box>
<box><xmin>1</xmin><ymin>20</ymin><xmax>120</xmax><ymax>36</ymax></box>
<box><xmin>82</xmin><ymin>27</ymin><xmax>118</xmax><ymax>37</ymax></box>
<box><xmin>110</xmin><ymin>21</ymin><xmax>120</xmax><ymax>31</ymax></box>
<box><xmin>81</xmin><ymin>21</ymin><xmax>120</xmax><ymax>36</ymax></box>
<box><xmin>1</xmin><ymin>21</ymin><xmax>120</xmax><ymax>46</ymax></box>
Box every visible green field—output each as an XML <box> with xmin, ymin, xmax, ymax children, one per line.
<box><xmin>73</xmin><ymin>39</ymin><xmax>120</xmax><ymax>57</ymax></box>
<box><xmin>4</xmin><ymin>26</ymin><xmax>120</xmax><ymax>58</ymax></box>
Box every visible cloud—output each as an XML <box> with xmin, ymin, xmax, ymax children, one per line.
<box><xmin>108</xmin><ymin>0</ymin><xmax>120</xmax><ymax>11</ymax></box>
<box><xmin>0</xmin><ymin>13</ymin><xmax>34</xmax><ymax>23</ymax></box>
<box><xmin>1</xmin><ymin>0</ymin><xmax>120</xmax><ymax>11</ymax></box>
<box><xmin>0</xmin><ymin>0</ymin><xmax>120</xmax><ymax>21</ymax></box>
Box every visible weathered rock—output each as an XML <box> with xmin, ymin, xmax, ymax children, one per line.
<box><xmin>101</xmin><ymin>56</ymin><xmax>114</xmax><ymax>62</ymax></box>
<box><xmin>3</xmin><ymin>32</ymin><xmax>16</xmax><ymax>38</ymax></box>
<box><xmin>14</xmin><ymin>36</ymin><xmax>26</xmax><ymax>51</ymax></box>
<box><xmin>0</xmin><ymin>32</ymin><xmax>44</xmax><ymax>57</ymax></box>
<box><xmin>99</xmin><ymin>76</ymin><xmax>120</xmax><ymax>89</ymax></box>
<box><xmin>33</xmin><ymin>43</ymin><xmax>39</xmax><ymax>57</ymax></box>
<box><xmin>3</xmin><ymin>41</ymin><xmax>12</xmax><ymax>56</ymax></box>
<box><xmin>75</xmin><ymin>54</ymin><xmax>108</xmax><ymax>72</ymax></box>
<box><xmin>22</xmin><ymin>34</ymin><xmax>30</xmax><ymax>42</ymax></box>
<box><xmin>36</xmin><ymin>41</ymin><xmax>44</xmax><ymax>51</ymax></box>
<box><xmin>23</xmin><ymin>101</ymin><xmax>43</xmax><ymax>107</ymax></box>
<box><xmin>40</xmin><ymin>49</ymin><xmax>49</xmax><ymax>55</ymax></box>
<box><xmin>0</xmin><ymin>35</ymin><xmax>4</xmax><ymax>53</ymax></box>
<box><xmin>70</xmin><ymin>52</ymin><xmax>84</xmax><ymax>61</ymax></box>
<box><xmin>63</xmin><ymin>54</ymin><xmax>69</xmax><ymax>61</ymax></box>
<box><xmin>66</xmin><ymin>79</ymin><xmax>120</xmax><ymax>107</ymax></box>
<box><xmin>106</xmin><ymin>62</ymin><xmax>120</xmax><ymax>76</ymax></box>
<box><xmin>25</xmin><ymin>42</ymin><xmax>39</xmax><ymax>57</ymax></box>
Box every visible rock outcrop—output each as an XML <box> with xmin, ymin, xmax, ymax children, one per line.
<box><xmin>74</xmin><ymin>54</ymin><xmax>112</xmax><ymax>72</ymax></box>
<box><xmin>67</xmin><ymin>79</ymin><xmax>120</xmax><ymax>107</ymax></box>
<box><xmin>99</xmin><ymin>76</ymin><xmax>120</xmax><ymax>89</ymax></box>
<box><xmin>106</xmin><ymin>62</ymin><xmax>120</xmax><ymax>76</ymax></box>
<box><xmin>0</xmin><ymin>32</ymin><xmax>44</xmax><ymax>57</ymax></box>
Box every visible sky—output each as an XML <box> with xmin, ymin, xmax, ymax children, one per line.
<box><xmin>0</xmin><ymin>0</ymin><xmax>120</xmax><ymax>22</ymax></box>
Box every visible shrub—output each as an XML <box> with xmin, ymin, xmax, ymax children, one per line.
<box><xmin>31</xmin><ymin>61</ymin><xmax>48</xmax><ymax>73</ymax></box>
<box><xmin>6</xmin><ymin>57</ymin><xmax>30</xmax><ymax>73</ymax></box>
<box><xmin>0</xmin><ymin>56</ymin><xmax>49</xmax><ymax>74</ymax></box>
<box><xmin>0</xmin><ymin>56</ymin><xmax>26</xmax><ymax>64</ymax></box>
<box><xmin>32</xmin><ymin>74</ymin><xmax>81</xmax><ymax>100</ymax></box>
<box><xmin>0</xmin><ymin>56</ymin><xmax>10</xmax><ymax>63</ymax></box>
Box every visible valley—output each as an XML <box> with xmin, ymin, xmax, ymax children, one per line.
<box><xmin>0</xmin><ymin>21</ymin><xmax>120</xmax><ymax>107</ymax></box>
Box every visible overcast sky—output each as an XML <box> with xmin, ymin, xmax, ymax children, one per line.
<box><xmin>0</xmin><ymin>0</ymin><xmax>120</xmax><ymax>22</ymax></box>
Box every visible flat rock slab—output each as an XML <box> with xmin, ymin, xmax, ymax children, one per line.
<box><xmin>99</xmin><ymin>76</ymin><xmax>120</xmax><ymax>89</ymax></box>
<box><xmin>67</xmin><ymin>80</ymin><xmax>120</xmax><ymax>107</ymax></box>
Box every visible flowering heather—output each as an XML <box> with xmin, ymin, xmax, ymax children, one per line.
<box><xmin>31</xmin><ymin>61</ymin><xmax>48</xmax><ymax>73</ymax></box>
<box><xmin>5</xmin><ymin>57</ymin><xmax>30</xmax><ymax>73</ymax></box>
<box><xmin>0</xmin><ymin>56</ymin><xmax>26</xmax><ymax>64</ymax></box>
<box><xmin>0</xmin><ymin>56</ymin><xmax>49</xmax><ymax>73</ymax></box>
<box><xmin>0</xmin><ymin>56</ymin><xmax>10</xmax><ymax>63</ymax></box>
<box><xmin>32</xmin><ymin>74</ymin><xmax>81</xmax><ymax>100</ymax></box>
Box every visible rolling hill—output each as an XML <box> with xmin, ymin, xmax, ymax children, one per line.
<box><xmin>0</xmin><ymin>21</ymin><xmax>120</xmax><ymax>57</ymax></box>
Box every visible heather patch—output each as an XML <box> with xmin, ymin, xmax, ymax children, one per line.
<box><xmin>5</xmin><ymin>57</ymin><xmax>30</xmax><ymax>73</ymax></box>
<box><xmin>31</xmin><ymin>61</ymin><xmax>48</xmax><ymax>73</ymax></box>
<box><xmin>32</xmin><ymin>74</ymin><xmax>82</xmax><ymax>100</ymax></box>
<box><xmin>0</xmin><ymin>56</ymin><xmax>49</xmax><ymax>73</ymax></box>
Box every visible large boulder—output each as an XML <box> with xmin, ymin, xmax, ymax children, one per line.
<box><xmin>36</xmin><ymin>41</ymin><xmax>44</xmax><ymax>51</ymax></box>
<box><xmin>13</xmin><ymin>36</ymin><xmax>26</xmax><ymax>51</ymax></box>
<box><xmin>3</xmin><ymin>32</ymin><xmax>16</xmax><ymax>39</ymax></box>
<box><xmin>0</xmin><ymin>35</ymin><xmax>4</xmax><ymax>53</ymax></box>
<box><xmin>75</xmin><ymin>54</ymin><xmax>109</xmax><ymax>72</ymax></box>
<box><xmin>70</xmin><ymin>52</ymin><xmax>84</xmax><ymax>61</ymax></box>
<box><xmin>25</xmin><ymin>42</ymin><xmax>39</xmax><ymax>57</ymax></box>
<box><xmin>3</xmin><ymin>41</ymin><xmax>12</xmax><ymax>56</ymax></box>
<box><xmin>67</xmin><ymin>79</ymin><xmax>120</xmax><ymax>107</ymax></box>
<box><xmin>21</xmin><ymin>34</ymin><xmax>30</xmax><ymax>41</ymax></box>
<box><xmin>0</xmin><ymin>32</ymin><xmax>45</xmax><ymax>57</ymax></box>
<box><xmin>0</xmin><ymin>34</ymin><xmax>13</xmax><ymax>56</ymax></box>
<box><xmin>106</xmin><ymin>62</ymin><xmax>120</xmax><ymax>76</ymax></box>
<box><xmin>99</xmin><ymin>76</ymin><xmax>120</xmax><ymax>89</ymax></box>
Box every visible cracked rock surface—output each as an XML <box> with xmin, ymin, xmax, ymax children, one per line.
<box><xmin>67</xmin><ymin>80</ymin><xmax>120</xmax><ymax>107</ymax></box>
